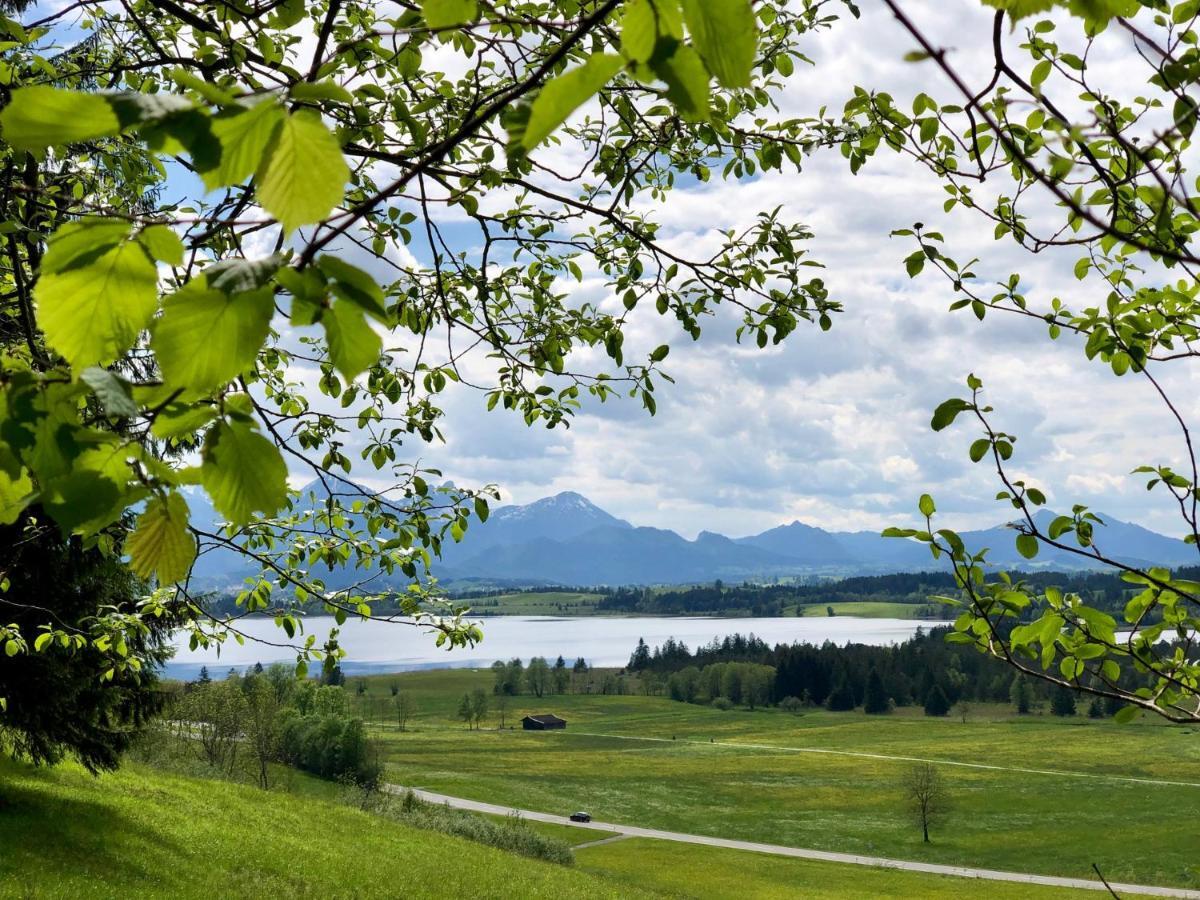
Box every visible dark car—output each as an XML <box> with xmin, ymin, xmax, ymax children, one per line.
<box><xmin>569</xmin><ymin>811</ymin><xmax>591</xmax><ymax>823</ymax></box>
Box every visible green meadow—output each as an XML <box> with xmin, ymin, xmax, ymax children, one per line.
<box><xmin>0</xmin><ymin>757</ymin><xmax>641</xmax><ymax>900</ymax></box>
<box><xmin>0</xmin><ymin>753</ymin><xmax>1104</xmax><ymax>900</ymax></box>
<box><xmin>362</xmin><ymin>668</ymin><xmax>1200</xmax><ymax>890</ymax></box>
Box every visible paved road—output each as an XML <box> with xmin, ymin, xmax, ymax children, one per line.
<box><xmin>387</xmin><ymin>784</ymin><xmax>1200</xmax><ymax>899</ymax></box>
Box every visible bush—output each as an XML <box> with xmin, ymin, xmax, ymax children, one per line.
<box><xmin>923</xmin><ymin>685</ymin><xmax>951</xmax><ymax>717</ymax></box>
<box><xmin>711</xmin><ymin>697</ymin><xmax>733</xmax><ymax>711</ymax></box>
<box><xmin>277</xmin><ymin>710</ymin><xmax>381</xmax><ymax>787</ymax></box>
<box><xmin>824</xmin><ymin>679</ymin><xmax>857</xmax><ymax>712</ymax></box>
<box><xmin>779</xmin><ymin>696</ymin><xmax>804</xmax><ymax>714</ymax></box>
<box><xmin>383</xmin><ymin>791</ymin><xmax>574</xmax><ymax>865</ymax></box>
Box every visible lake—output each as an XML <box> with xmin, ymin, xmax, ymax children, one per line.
<box><xmin>165</xmin><ymin>615</ymin><xmax>941</xmax><ymax>679</ymax></box>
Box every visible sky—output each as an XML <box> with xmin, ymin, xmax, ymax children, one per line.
<box><xmin>348</xmin><ymin>1</ymin><xmax>1192</xmax><ymax>542</ymax></box>
<box><xmin>167</xmin><ymin>1</ymin><xmax>1199</xmax><ymax>542</ymax></box>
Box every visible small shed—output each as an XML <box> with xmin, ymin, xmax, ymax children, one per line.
<box><xmin>522</xmin><ymin>714</ymin><xmax>567</xmax><ymax>731</ymax></box>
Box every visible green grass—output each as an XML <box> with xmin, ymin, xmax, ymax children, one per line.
<box><xmin>574</xmin><ymin>839</ymin><xmax>1098</xmax><ymax>899</ymax></box>
<box><xmin>361</xmin><ymin>669</ymin><xmax>1200</xmax><ymax>890</ymax></box>
<box><xmin>797</xmin><ymin>601</ymin><xmax>945</xmax><ymax>619</ymax></box>
<box><xmin>0</xmin><ymin>757</ymin><xmax>646</xmax><ymax>900</ymax></box>
<box><xmin>467</xmin><ymin>591</ymin><xmax>604</xmax><ymax>615</ymax></box>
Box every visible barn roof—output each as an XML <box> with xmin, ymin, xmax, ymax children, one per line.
<box><xmin>523</xmin><ymin>714</ymin><xmax>566</xmax><ymax>724</ymax></box>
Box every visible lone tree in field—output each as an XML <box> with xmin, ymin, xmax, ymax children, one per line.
<box><xmin>0</xmin><ymin>0</ymin><xmax>849</xmax><ymax>747</ymax></box>
<box><xmin>457</xmin><ymin>694</ymin><xmax>474</xmax><ymax>730</ymax></box>
<box><xmin>394</xmin><ymin>692</ymin><xmax>415</xmax><ymax>732</ymax></box>
<box><xmin>903</xmin><ymin>762</ymin><xmax>948</xmax><ymax>844</ymax></box>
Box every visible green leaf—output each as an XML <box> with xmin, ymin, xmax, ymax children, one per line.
<box><xmin>0</xmin><ymin>86</ymin><xmax>120</xmax><ymax>151</ymax></box>
<box><xmin>680</xmin><ymin>0</ymin><xmax>757</xmax><ymax>88</ymax></box>
<box><xmin>652</xmin><ymin>44</ymin><xmax>710</xmax><ymax>122</ymax></box>
<box><xmin>1016</xmin><ymin>534</ymin><xmax>1039</xmax><ymax>559</ymax></box>
<box><xmin>81</xmin><ymin>367</ymin><xmax>139</xmax><ymax>419</ymax></box>
<box><xmin>127</xmin><ymin>492</ymin><xmax>197</xmax><ymax>584</ymax></box>
<box><xmin>1113</xmin><ymin>704</ymin><xmax>1139</xmax><ymax>724</ymax></box>
<box><xmin>0</xmin><ymin>467</ymin><xmax>35</xmax><ymax>526</ymax></box>
<box><xmin>205</xmin><ymin>254</ymin><xmax>284</xmax><ymax>294</ymax></box>
<box><xmin>139</xmin><ymin>225</ymin><xmax>184</xmax><ymax>266</ymax></box>
<box><xmin>256</xmin><ymin>109</ymin><xmax>349</xmax><ymax>233</ymax></box>
<box><xmin>918</xmin><ymin>494</ymin><xmax>936</xmax><ymax>517</ymax></box>
<box><xmin>152</xmin><ymin>283</ymin><xmax>275</xmax><ymax>394</ymax></box>
<box><xmin>422</xmin><ymin>0</ymin><xmax>478</xmax><ymax>28</ymax></box>
<box><xmin>318</xmin><ymin>255</ymin><xmax>389</xmax><ymax>322</ymax></box>
<box><xmin>621</xmin><ymin>0</ymin><xmax>658</xmax><ymax>63</ymax></box>
<box><xmin>521</xmin><ymin>53</ymin><xmax>624</xmax><ymax>150</ymax></box>
<box><xmin>201</xmin><ymin>421</ymin><xmax>289</xmax><ymax>526</ymax></box>
<box><xmin>36</xmin><ymin>222</ymin><xmax>159</xmax><ymax>368</ymax></box>
<box><xmin>290</xmin><ymin>81</ymin><xmax>355</xmax><ymax>105</ymax></box>
<box><xmin>930</xmin><ymin>398</ymin><xmax>971</xmax><ymax>431</ymax></box>
<box><xmin>978</xmin><ymin>0</ymin><xmax>1056</xmax><ymax>21</ymax></box>
<box><xmin>202</xmin><ymin>101</ymin><xmax>285</xmax><ymax>191</ymax></box>
<box><xmin>968</xmin><ymin>438</ymin><xmax>990</xmax><ymax>462</ymax></box>
<box><xmin>323</xmin><ymin>300</ymin><xmax>382</xmax><ymax>380</ymax></box>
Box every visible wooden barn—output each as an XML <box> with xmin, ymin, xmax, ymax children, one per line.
<box><xmin>521</xmin><ymin>714</ymin><xmax>567</xmax><ymax>731</ymax></box>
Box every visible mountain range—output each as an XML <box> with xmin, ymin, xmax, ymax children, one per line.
<box><xmin>186</xmin><ymin>486</ymin><xmax>1196</xmax><ymax>591</ymax></box>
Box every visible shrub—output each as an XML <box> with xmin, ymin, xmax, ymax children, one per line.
<box><xmin>711</xmin><ymin>697</ymin><xmax>733</xmax><ymax>711</ymax></box>
<box><xmin>277</xmin><ymin>710</ymin><xmax>381</xmax><ymax>787</ymax></box>
<box><xmin>383</xmin><ymin>791</ymin><xmax>574</xmax><ymax>865</ymax></box>
<box><xmin>923</xmin><ymin>685</ymin><xmax>951</xmax><ymax>717</ymax></box>
<box><xmin>779</xmin><ymin>696</ymin><xmax>804</xmax><ymax>714</ymax></box>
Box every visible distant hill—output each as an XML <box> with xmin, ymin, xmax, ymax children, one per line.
<box><xmin>186</xmin><ymin>485</ymin><xmax>1196</xmax><ymax>590</ymax></box>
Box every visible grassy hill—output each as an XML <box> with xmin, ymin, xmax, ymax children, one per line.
<box><xmin>0</xmin><ymin>757</ymin><xmax>642</xmax><ymax>900</ymax></box>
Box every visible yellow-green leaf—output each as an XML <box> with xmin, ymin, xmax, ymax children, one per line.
<box><xmin>422</xmin><ymin>0</ymin><xmax>478</xmax><ymax>28</ymax></box>
<box><xmin>256</xmin><ymin>109</ymin><xmax>348</xmax><ymax>233</ymax></box>
<box><xmin>0</xmin><ymin>468</ymin><xmax>35</xmax><ymax>525</ymax></box>
<box><xmin>151</xmin><ymin>282</ymin><xmax>274</xmax><ymax>394</ymax></box>
<box><xmin>202</xmin><ymin>101</ymin><xmax>285</xmax><ymax>191</ymax></box>
<box><xmin>201</xmin><ymin>421</ymin><xmax>288</xmax><ymax>526</ymax></box>
<box><xmin>35</xmin><ymin>223</ymin><xmax>159</xmax><ymax>368</ymax></box>
<box><xmin>128</xmin><ymin>492</ymin><xmax>197</xmax><ymax>584</ymax></box>
<box><xmin>522</xmin><ymin>53</ymin><xmax>624</xmax><ymax>150</ymax></box>
<box><xmin>323</xmin><ymin>300</ymin><xmax>382</xmax><ymax>380</ymax></box>
<box><xmin>680</xmin><ymin>0</ymin><xmax>757</xmax><ymax>89</ymax></box>
<box><xmin>0</xmin><ymin>86</ymin><xmax>121</xmax><ymax>151</ymax></box>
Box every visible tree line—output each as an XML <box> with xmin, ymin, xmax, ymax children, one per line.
<box><xmin>630</xmin><ymin>630</ymin><xmax>1137</xmax><ymax>718</ymax></box>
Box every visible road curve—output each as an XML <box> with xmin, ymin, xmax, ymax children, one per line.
<box><xmin>386</xmin><ymin>784</ymin><xmax>1200</xmax><ymax>899</ymax></box>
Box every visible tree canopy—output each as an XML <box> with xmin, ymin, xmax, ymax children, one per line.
<box><xmin>0</xmin><ymin>0</ymin><xmax>850</xmax><ymax>712</ymax></box>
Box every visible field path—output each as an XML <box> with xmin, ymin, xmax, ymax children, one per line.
<box><xmin>563</xmin><ymin>730</ymin><xmax>1200</xmax><ymax>789</ymax></box>
<box><xmin>387</xmin><ymin>784</ymin><xmax>1200</xmax><ymax>898</ymax></box>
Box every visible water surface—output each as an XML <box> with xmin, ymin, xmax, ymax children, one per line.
<box><xmin>166</xmin><ymin>615</ymin><xmax>940</xmax><ymax>679</ymax></box>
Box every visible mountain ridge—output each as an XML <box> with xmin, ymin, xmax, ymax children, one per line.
<box><xmin>187</xmin><ymin>487</ymin><xmax>1195</xmax><ymax>589</ymax></box>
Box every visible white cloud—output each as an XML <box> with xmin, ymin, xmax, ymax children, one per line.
<box><xmin>265</xmin><ymin>1</ymin><xmax>1200</xmax><ymax>543</ymax></box>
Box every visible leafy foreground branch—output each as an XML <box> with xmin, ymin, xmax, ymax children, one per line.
<box><xmin>842</xmin><ymin>0</ymin><xmax>1200</xmax><ymax>720</ymax></box>
<box><xmin>0</xmin><ymin>0</ymin><xmax>854</xmax><ymax>761</ymax></box>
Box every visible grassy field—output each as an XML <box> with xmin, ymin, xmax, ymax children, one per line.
<box><xmin>0</xmin><ymin>756</ymin><xmax>650</xmax><ymax>900</ymax></box>
<box><xmin>0</xmin><ymin>753</ymin><xmax>1106</xmax><ymax>900</ymax></box>
<box><xmin>360</xmin><ymin>668</ymin><xmax>1200</xmax><ymax>890</ymax></box>
<box><xmin>468</xmin><ymin>591</ymin><xmax>605</xmax><ymax>615</ymax></box>
<box><xmin>796</xmin><ymin>601</ymin><xmax>944</xmax><ymax>619</ymax></box>
<box><xmin>572</xmin><ymin>839</ymin><xmax>1100</xmax><ymax>899</ymax></box>
<box><xmin>456</xmin><ymin>592</ymin><xmax>949</xmax><ymax>619</ymax></box>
